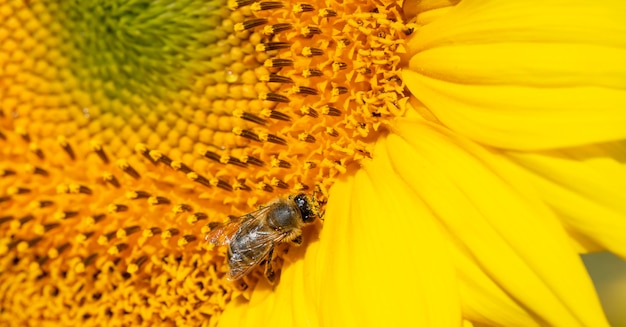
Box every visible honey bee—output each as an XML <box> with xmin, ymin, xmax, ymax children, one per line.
<box><xmin>205</xmin><ymin>193</ymin><xmax>319</xmax><ymax>282</ymax></box>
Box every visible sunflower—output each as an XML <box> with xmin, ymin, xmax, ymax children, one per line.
<box><xmin>1</xmin><ymin>0</ymin><xmax>625</xmax><ymax>325</ymax></box>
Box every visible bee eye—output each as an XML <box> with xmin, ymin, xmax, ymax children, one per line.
<box><xmin>293</xmin><ymin>193</ymin><xmax>316</xmax><ymax>223</ymax></box>
<box><xmin>301</xmin><ymin>212</ymin><xmax>315</xmax><ymax>223</ymax></box>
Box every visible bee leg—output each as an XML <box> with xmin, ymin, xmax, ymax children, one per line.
<box><xmin>264</xmin><ymin>246</ymin><xmax>276</xmax><ymax>283</ymax></box>
<box><xmin>311</xmin><ymin>187</ymin><xmax>326</xmax><ymax>221</ymax></box>
<box><xmin>292</xmin><ymin>234</ymin><xmax>302</xmax><ymax>245</ymax></box>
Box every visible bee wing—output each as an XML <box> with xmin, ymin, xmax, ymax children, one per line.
<box><xmin>226</xmin><ymin>212</ymin><xmax>293</xmax><ymax>281</ymax></box>
<box><xmin>227</xmin><ymin>240</ymin><xmax>274</xmax><ymax>281</ymax></box>
<box><xmin>205</xmin><ymin>206</ymin><xmax>273</xmax><ymax>246</ymax></box>
<box><xmin>205</xmin><ymin>219</ymin><xmax>244</xmax><ymax>246</ymax></box>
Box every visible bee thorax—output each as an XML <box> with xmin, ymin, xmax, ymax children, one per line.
<box><xmin>267</xmin><ymin>201</ymin><xmax>301</xmax><ymax>230</ymax></box>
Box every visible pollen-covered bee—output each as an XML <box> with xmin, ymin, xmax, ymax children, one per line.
<box><xmin>205</xmin><ymin>193</ymin><xmax>319</xmax><ymax>282</ymax></box>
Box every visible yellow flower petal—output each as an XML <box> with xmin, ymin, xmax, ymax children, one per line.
<box><xmin>403</xmin><ymin>0</ymin><xmax>460</xmax><ymax>26</ymax></box>
<box><xmin>452</xmin><ymin>242</ymin><xmax>544</xmax><ymax>327</ymax></box>
<box><xmin>355</xmin><ymin>147</ymin><xmax>461</xmax><ymax>326</ymax></box>
<box><xmin>404</xmin><ymin>0</ymin><xmax>626</xmax><ymax>150</ymax></box>
<box><xmin>388</xmin><ymin>119</ymin><xmax>609</xmax><ymax>326</ymax></box>
<box><xmin>504</xmin><ymin>142</ymin><xmax>626</xmax><ymax>258</ymax></box>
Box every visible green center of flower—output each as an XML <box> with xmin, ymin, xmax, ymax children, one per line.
<box><xmin>58</xmin><ymin>0</ymin><xmax>231</xmax><ymax>101</ymax></box>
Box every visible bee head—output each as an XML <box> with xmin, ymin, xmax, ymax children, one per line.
<box><xmin>293</xmin><ymin>193</ymin><xmax>316</xmax><ymax>224</ymax></box>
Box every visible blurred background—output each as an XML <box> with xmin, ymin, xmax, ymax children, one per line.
<box><xmin>584</xmin><ymin>252</ymin><xmax>626</xmax><ymax>327</ymax></box>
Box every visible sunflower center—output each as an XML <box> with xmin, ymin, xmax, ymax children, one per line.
<box><xmin>2</xmin><ymin>0</ymin><xmax>412</xmax><ymax>207</ymax></box>
<box><xmin>0</xmin><ymin>0</ymin><xmax>411</xmax><ymax>324</ymax></box>
<box><xmin>60</xmin><ymin>0</ymin><xmax>232</xmax><ymax>101</ymax></box>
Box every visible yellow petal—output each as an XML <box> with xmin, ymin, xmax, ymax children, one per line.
<box><xmin>220</xmin><ymin>296</ymin><xmax>252</xmax><ymax>326</ymax></box>
<box><xmin>404</xmin><ymin>0</ymin><xmax>626</xmax><ymax>150</ymax></box>
<box><xmin>452</xmin><ymin>242</ymin><xmax>543</xmax><ymax>327</ymax></box>
<box><xmin>403</xmin><ymin>0</ymin><xmax>461</xmax><ymax>26</ymax></box>
<box><xmin>313</xmin><ymin>177</ymin><xmax>364</xmax><ymax>327</ymax></box>
<box><xmin>312</xmin><ymin>164</ymin><xmax>460</xmax><ymax>326</ymax></box>
<box><xmin>389</xmin><ymin>119</ymin><xmax>609</xmax><ymax>326</ymax></box>
<box><xmin>504</xmin><ymin>142</ymin><xmax>626</xmax><ymax>258</ymax></box>
<box><xmin>357</xmin><ymin>143</ymin><xmax>461</xmax><ymax>326</ymax></box>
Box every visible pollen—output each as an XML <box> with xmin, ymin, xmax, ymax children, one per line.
<box><xmin>0</xmin><ymin>0</ymin><xmax>411</xmax><ymax>324</ymax></box>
